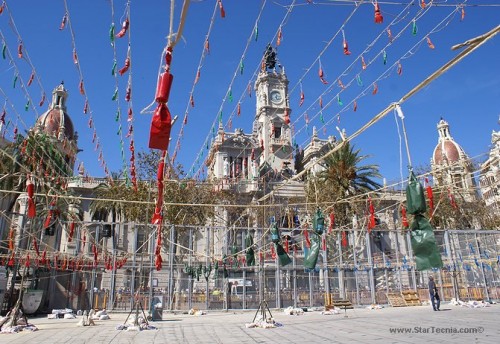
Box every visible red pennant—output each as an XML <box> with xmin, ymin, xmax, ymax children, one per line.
<box><xmin>284</xmin><ymin>108</ymin><xmax>290</xmax><ymax>125</ymax></box>
<box><xmin>151</xmin><ymin>154</ymin><xmax>165</xmax><ymax>224</ymax></box>
<box><xmin>374</xmin><ymin>1</ymin><xmax>383</xmax><ymax>23</ymax></box>
<box><xmin>68</xmin><ymin>222</ymin><xmax>75</xmax><ymax>242</ymax></box>
<box><xmin>341</xmin><ymin>231</ymin><xmax>348</xmax><ymax>247</ymax></box>
<box><xmin>328</xmin><ymin>212</ymin><xmax>335</xmax><ymax>233</ymax></box>
<box><xmin>448</xmin><ymin>189</ymin><xmax>458</xmax><ymax>209</ymax></box>
<box><xmin>318</xmin><ymin>66</ymin><xmax>328</xmax><ymax>84</ymax></box>
<box><xmin>116</xmin><ymin>18</ymin><xmax>129</xmax><ymax>38</ymax></box>
<box><xmin>237</xmin><ymin>102</ymin><xmax>241</xmax><ymax>116</ymax></box>
<box><xmin>426</xmin><ymin>37</ymin><xmax>435</xmax><ymax>49</ymax></box>
<box><xmin>401</xmin><ymin>206</ymin><xmax>409</xmax><ymax>229</ymax></box>
<box><xmin>190</xmin><ymin>95</ymin><xmax>195</xmax><ymax>107</ymax></box>
<box><xmin>304</xmin><ymin>228</ymin><xmax>311</xmax><ymax>248</ymax></box>
<box><xmin>27</xmin><ymin>71</ymin><xmax>35</xmax><ymax>87</ymax></box>
<box><xmin>277</xmin><ymin>27</ymin><xmax>282</xmax><ymax>46</ymax></box>
<box><xmin>343</xmin><ymin>39</ymin><xmax>351</xmax><ymax>55</ymax></box>
<box><xmin>353</xmin><ymin>101</ymin><xmax>358</xmax><ymax>112</ymax></box>
<box><xmin>79</xmin><ymin>80</ymin><xmax>85</xmax><ymax>95</ymax></box>
<box><xmin>33</xmin><ymin>238</ymin><xmax>40</xmax><ymax>256</ymax></box>
<box><xmin>372</xmin><ymin>83</ymin><xmax>378</xmax><ymax>95</ymax></box>
<box><xmin>26</xmin><ymin>176</ymin><xmax>36</xmax><ymax>218</ymax></box>
<box><xmin>59</xmin><ymin>13</ymin><xmax>67</xmax><ymax>30</ymax></box>
<box><xmin>368</xmin><ymin>198</ymin><xmax>376</xmax><ymax>232</ymax></box>
<box><xmin>118</xmin><ymin>57</ymin><xmax>130</xmax><ymax>76</ymax></box>
<box><xmin>299</xmin><ymin>91</ymin><xmax>305</xmax><ymax>107</ymax></box>
<box><xmin>425</xmin><ymin>178</ymin><xmax>434</xmax><ymax>215</ymax></box>
<box><xmin>195</xmin><ymin>70</ymin><xmax>201</xmax><ymax>84</ymax></box>
<box><xmin>218</xmin><ymin>0</ymin><xmax>226</xmax><ymax>18</ymax></box>
<box><xmin>397</xmin><ymin>62</ymin><xmax>403</xmax><ymax>75</ymax></box>
<box><xmin>270</xmin><ymin>245</ymin><xmax>276</xmax><ymax>259</ymax></box>
<box><xmin>18</xmin><ymin>42</ymin><xmax>23</xmax><ymax>58</ymax></box>
<box><xmin>361</xmin><ymin>56</ymin><xmax>367</xmax><ymax>70</ymax></box>
<box><xmin>39</xmin><ymin>93</ymin><xmax>46</xmax><ymax>107</ymax></box>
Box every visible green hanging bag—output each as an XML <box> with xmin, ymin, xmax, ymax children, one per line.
<box><xmin>406</xmin><ymin>171</ymin><xmax>427</xmax><ymax>215</ymax></box>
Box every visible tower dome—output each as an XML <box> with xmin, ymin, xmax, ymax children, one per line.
<box><xmin>35</xmin><ymin>82</ymin><xmax>75</xmax><ymax>141</ymax></box>
<box><xmin>32</xmin><ymin>82</ymin><xmax>79</xmax><ymax>172</ymax></box>
<box><xmin>430</xmin><ymin>118</ymin><xmax>477</xmax><ymax>203</ymax></box>
<box><xmin>432</xmin><ymin>119</ymin><xmax>467</xmax><ymax>165</ymax></box>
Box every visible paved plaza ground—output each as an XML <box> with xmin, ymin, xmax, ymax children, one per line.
<box><xmin>1</xmin><ymin>303</ymin><xmax>498</xmax><ymax>343</ymax></box>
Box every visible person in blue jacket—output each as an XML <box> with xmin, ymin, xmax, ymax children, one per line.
<box><xmin>428</xmin><ymin>276</ymin><xmax>440</xmax><ymax>311</ymax></box>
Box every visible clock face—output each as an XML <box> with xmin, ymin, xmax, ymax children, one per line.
<box><xmin>270</xmin><ymin>90</ymin><xmax>283</xmax><ymax>104</ymax></box>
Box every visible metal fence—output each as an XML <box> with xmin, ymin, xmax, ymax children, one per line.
<box><xmin>89</xmin><ymin>227</ymin><xmax>500</xmax><ymax>313</ymax></box>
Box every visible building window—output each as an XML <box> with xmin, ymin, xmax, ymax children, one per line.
<box><xmin>274</xmin><ymin>126</ymin><xmax>281</xmax><ymax>139</ymax></box>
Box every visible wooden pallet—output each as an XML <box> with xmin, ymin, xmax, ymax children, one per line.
<box><xmin>386</xmin><ymin>292</ymin><xmax>407</xmax><ymax>307</ymax></box>
<box><xmin>401</xmin><ymin>290</ymin><xmax>421</xmax><ymax>306</ymax></box>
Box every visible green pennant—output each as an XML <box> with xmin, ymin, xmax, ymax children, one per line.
<box><xmin>383</xmin><ymin>50</ymin><xmax>387</xmax><ymax>65</ymax></box>
<box><xmin>13</xmin><ymin>74</ymin><xmax>18</xmax><ymax>88</ymax></box>
<box><xmin>246</xmin><ymin>243</ymin><xmax>255</xmax><ymax>266</ymax></box>
<box><xmin>304</xmin><ymin>232</ymin><xmax>320</xmax><ymax>269</ymax></box>
<box><xmin>218</xmin><ymin>111</ymin><xmax>222</xmax><ymax>122</ymax></box>
<box><xmin>356</xmin><ymin>74</ymin><xmax>363</xmax><ymax>86</ymax></box>
<box><xmin>112</xmin><ymin>88</ymin><xmax>118</xmax><ymax>101</ymax></box>
<box><xmin>115</xmin><ymin>110</ymin><xmax>120</xmax><ymax>121</ymax></box>
<box><xmin>412</xmin><ymin>20</ymin><xmax>418</xmax><ymax>36</ymax></box>
<box><xmin>109</xmin><ymin>23</ymin><xmax>115</xmax><ymax>45</ymax></box>
<box><xmin>2</xmin><ymin>44</ymin><xmax>6</xmax><ymax>59</ymax></box>
<box><xmin>254</xmin><ymin>26</ymin><xmax>258</xmax><ymax>41</ymax></box>
<box><xmin>270</xmin><ymin>223</ymin><xmax>291</xmax><ymax>266</ymax></box>
<box><xmin>337</xmin><ymin>95</ymin><xmax>343</xmax><ymax>106</ymax></box>
<box><xmin>228</xmin><ymin>89</ymin><xmax>233</xmax><ymax>102</ymax></box>
<box><xmin>240</xmin><ymin>59</ymin><xmax>244</xmax><ymax>75</ymax></box>
<box><xmin>117</xmin><ymin>125</ymin><xmax>122</xmax><ymax>135</ymax></box>
<box><xmin>111</xmin><ymin>60</ymin><xmax>117</xmax><ymax>76</ymax></box>
<box><xmin>320</xmin><ymin>112</ymin><xmax>324</xmax><ymax>123</ymax></box>
<box><xmin>25</xmin><ymin>101</ymin><xmax>30</xmax><ymax>111</ymax></box>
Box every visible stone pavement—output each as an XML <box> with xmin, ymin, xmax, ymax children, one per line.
<box><xmin>1</xmin><ymin>303</ymin><xmax>499</xmax><ymax>343</ymax></box>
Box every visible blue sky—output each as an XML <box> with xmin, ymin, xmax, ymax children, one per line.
<box><xmin>0</xmin><ymin>0</ymin><xmax>499</xmax><ymax>185</ymax></box>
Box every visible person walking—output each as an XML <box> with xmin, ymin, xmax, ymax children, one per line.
<box><xmin>428</xmin><ymin>276</ymin><xmax>440</xmax><ymax>311</ymax></box>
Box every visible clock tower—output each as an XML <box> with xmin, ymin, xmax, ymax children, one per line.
<box><xmin>254</xmin><ymin>45</ymin><xmax>293</xmax><ymax>174</ymax></box>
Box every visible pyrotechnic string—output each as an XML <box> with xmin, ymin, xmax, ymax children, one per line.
<box><xmin>256</xmin><ymin>22</ymin><xmax>498</xmax><ymax>203</ymax></box>
<box><xmin>189</xmin><ymin>0</ymin><xmax>298</xmax><ymax>179</ymax></box>
<box><xmin>109</xmin><ymin>0</ymin><xmax>132</xmax><ymax>186</ymax></box>
<box><xmin>298</xmin><ymin>3</ymin><xmax>462</xmax><ymax>146</ymax></box>
<box><xmin>187</xmin><ymin>0</ymin><xmax>269</xmax><ymax>179</ymax></box>
<box><xmin>0</xmin><ymin>30</ymin><xmax>39</xmax><ymax>117</ymax></box>
<box><xmin>1</xmin><ymin>1</ymin><xmax>45</xmax><ymax>114</ymax></box>
<box><xmin>62</xmin><ymin>0</ymin><xmax>111</xmax><ymax>179</ymax></box>
<box><xmin>170</xmin><ymin>0</ymin><xmax>219</xmax><ymax>165</ymax></box>
<box><xmin>291</xmin><ymin>0</ymin><xmax>426</xmax><ymax>141</ymax></box>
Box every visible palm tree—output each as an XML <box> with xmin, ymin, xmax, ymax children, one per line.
<box><xmin>307</xmin><ymin>141</ymin><xmax>382</xmax><ymax>227</ymax></box>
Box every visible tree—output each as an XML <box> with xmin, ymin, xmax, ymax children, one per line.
<box><xmin>306</xmin><ymin>142</ymin><xmax>382</xmax><ymax>227</ymax></box>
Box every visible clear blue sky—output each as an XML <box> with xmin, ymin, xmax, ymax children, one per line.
<box><xmin>1</xmin><ymin>1</ymin><xmax>499</xmax><ymax>185</ymax></box>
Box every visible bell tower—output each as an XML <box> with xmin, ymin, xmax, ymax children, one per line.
<box><xmin>254</xmin><ymin>44</ymin><xmax>293</xmax><ymax>173</ymax></box>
